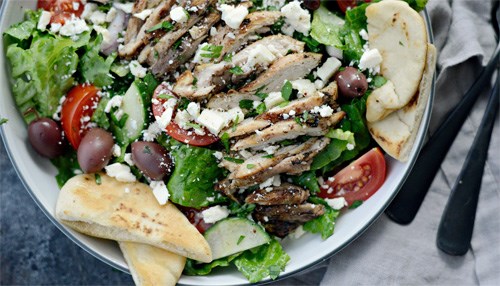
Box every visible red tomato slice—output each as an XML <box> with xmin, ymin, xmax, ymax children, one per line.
<box><xmin>337</xmin><ymin>0</ymin><xmax>371</xmax><ymax>13</ymax></box>
<box><xmin>61</xmin><ymin>84</ymin><xmax>100</xmax><ymax>149</ymax></box>
<box><xmin>37</xmin><ymin>0</ymin><xmax>84</xmax><ymax>24</ymax></box>
<box><xmin>152</xmin><ymin>83</ymin><xmax>219</xmax><ymax>146</ymax></box>
<box><xmin>177</xmin><ymin>206</ymin><xmax>213</xmax><ymax>234</ymax></box>
<box><xmin>318</xmin><ymin>147</ymin><xmax>386</xmax><ymax>206</ymax></box>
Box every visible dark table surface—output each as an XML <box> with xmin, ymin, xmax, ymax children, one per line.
<box><xmin>0</xmin><ymin>136</ymin><xmax>326</xmax><ymax>285</ymax></box>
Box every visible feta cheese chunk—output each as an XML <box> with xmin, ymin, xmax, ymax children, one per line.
<box><xmin>129</xmin><ymin>60</ymin><xmax>147</xmax><ymax>78</ymax></box>
<box><xmin>143</xmin><ymin>122</ymin><xmax>162</xmax><ymax>141</ymax></box>
<box><xmin>281</xmin><ymin>1</ymin><xmax>311</xmax><ymax>36</ymax></box>
<box><xmin>170</xmin><ymin>6</ymin><xmax>189</xmax><ymax>23</ymax></box>
<box><xmin>59</xmin><ymin>17</ymin><xmax>89</xmax><ymax>37</ymax></box>
<box><xmin>219</xmin><ymin>4</ymin><xmax>249</xmax><ymax>29</ymax></box>
<box><xmin>81</xmin><ymin>3</ymin><xmax>98</xmax><ymax>19</ymax></box>
<box><xmin>202</xmin><ymin>205</ymin><xmax>230</xmax><ymax>224</ymax></box>
<box><xmin>89</xmin><ymin>10</ymin><xmax>107</xmax><ymax>25</ymax></box>
<box><xmin>113</xmin><ymin>2</ymin><xmax>134</xmax><ymax>14</ymax></box>
<box><xmin>105</xmin><ymin>163</ymin><xmax>136</xmax><ymax>182</ymax></box>
<box><xmin>359</xmin><ymin>48</ymin><xmax>383</xmax><ymax>72</ymax></box>
<box><xmin>186</xmin><ymin>102</ymin><xmax>201</xmax><ymax>118</ymax></box>
<box><xmin>37</xmin><ymin>11</ymin><xmax>52</xmax><ymax>31</ymax></box>
<box><xmin>291</xmin><ymin>79</ymin><xmax>316</xmax><ymax>97</ymax></box>
<box><xmin>316</xmin><ymin>57</ymin><xmax>342</xmax><ymax>82</ymax></box>
<box><xmin>133</xmin><ymin>8</ymin><xmax>153</xmax><ymax>20</ymax></box>
<box><xmin>326</xmin><ymin>45</ymin><xmax>343</xmax><ymax>59</ymax></box>
<box><xmin>244</xmin><ymin>44</ymin><xmax>277</xmax><ymax>70</ymax></box>
<box><xmin>311</xmin><ymin>104</ymin><xmax>334</xmax><ymax>117</ymax></box>
<box><xmin>264</xmin><ymin>91</ymin><xmax>286</xmax><ymax>109</ymax></box>
<box><xmin>197</xmin><ymin>108</ymin><xmax>244</xmax><ymax>135</ymax></box>
<box><xmin>325</xmin><ymin>197</ymin><xmax>348</xmax><ymax>210</ymax></box>
<box><xmin>150</xmin><ymin>181</ymin><xmax>170</xmax><ymax>205</ymax></box>
<box><xmin>104</xmin><ymin>95</ymin><xmax>123</xmax><ymax>113</ymax></box>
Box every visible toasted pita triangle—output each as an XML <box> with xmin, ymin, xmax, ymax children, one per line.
<box><xmin>368</xmin><ymin>44</ymin><xmax>436</xmax><ymax>161</ymax></box>
<box><xmin>119</xmin><ymin>241</ymin><xmax>186</xmax><ymax>286</ymax></box>
<box><xmin>55</xmin><ymin>173</ymin><xmax>212</xmax><ymax>263</ymax></box>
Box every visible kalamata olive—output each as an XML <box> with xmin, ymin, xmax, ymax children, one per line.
<box><xmin>77</xmin><ymin>128</ymin><xmax>114</xmax><ymax>173</ymax></box>
<box><xmin>28</xmin><ymin>118</ymin><xmax>65</xmax><ymax>159</ymax></box>
<box><xmin>303</xmin><ymin>0</ymin><xmax>320</xmax><ymax>10</ymax></box>
<box><xmin>131</xmin><ymin>141</ymin><xmax>173</xmax><ymax>180</ymax></box>
<box><xmin>335</xmin><ymin>67</ymin><xmax>369</xmax><ymax>98</ymax></box>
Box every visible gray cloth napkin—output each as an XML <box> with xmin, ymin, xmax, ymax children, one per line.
<box><xmin>318</xmin><ymin>0</ymin><xmax>500</xmax><ymax>285</ymax></box>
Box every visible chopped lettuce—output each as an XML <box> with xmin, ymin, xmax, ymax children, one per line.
<box><xmin>310</xmin><ymin>5</ymin><xmax>344</xmax><ymax>47</ymax></box>
<box><xmin>233</xmin><ymin>239</ymin><xmax>290</xmax><ymax>283</ymax></box>
<box><xmin>290</xmin><ymin>171</ymin><xmax>320</xmax><ymax>194</ymax></box>
<box><xmin>184</xmin><ymin>253</ymin><xmax>241</xmax><ymax>276</ymax></box>
<box><xmin>310</xmin><ymin>139</ymin><xmax>349</xmax><ymax>171</ymax></box>
<box><xmin>79</xmin><ymin>34</ymin><xmax>116</xmax><ymax>87</ymax></box>
<box><xmin>303</xmin><ymin>197</ymin><xmax>340</xmax><ymax>239</ymax></box>
<box><xmin>167</xmin><ymin>143</ymin><xmax>226</xmax><ymax>208</ymax></box>
<box><xmin>339</xmin><ymin>3</ymin><xmax>370</xmax><ymax>63</ymax></box>
<box><xmin>50</xmin><ymin>151</ymin><xmax>81</xmax><ymax>188</ymax></box>
<box><xmin>403</xmin><ymin>0</ymin><xmax>428</xmax><ymax>11</ymax></box>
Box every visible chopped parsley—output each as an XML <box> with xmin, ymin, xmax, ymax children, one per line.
<box><xmin>349</xmin><ymin>200</ymin><xmax>364</xmax><ymax>209</ymax></box>
<box><xmin>186</xmin><ymin>122</ymin><xmax>202</xmax><ymax>130</ymax></box>
<box><xmin>281</xmin><ymin>80</ymin><xmax>293</xmax><ymax>101</ymax></box>
<box><xmin>262</xmin><ymin>154</ymin><xmax>274</xmax><ymax>159</ymax></box>
<box><xmin>232</xmin><ymin>115</ymin><xmax>240</xmax><ymax>132</ymax></box>
<box><xmin>224</xmin><ymin>157</ymin><xmax>244</xmax><ymax>164</ymax></box>
<box><xmin>239</xmin><ymin>99</ymin><xmax>254</xmax><ymax>109</ymax></box>
<box><xmin>172</xmin><ymin>38</ymin><xmax>183</xmax><ymax>50</ymax></box>
<box><xmin>220</xmin><ymin>132</ymin><xmax>230</xmax><ymax>153</ymax></box>
<box><xmin>229</xmin><ymin>66</ymin><xmax>244</xmax><ymax>75</ymax></box>
<box><xmin>237</xmin><ymin>235</ymin><xmax>246</xmax><ymax>245</ymax></box>
<box><xmin>255</xmin><ymin>102</ymin><xmax>266</xmax><ymax>114</ymax></box>
<box><xmin>146</xmin><ymin>21</ymin><xmax>174</xmax><ymax>33</ymax></box>
<box><xmin>0</xmin><ymin>118</ymin><xmax>7</xmax><ymax>125</ymax></box>
<box><xmin>223</xmin><ymin>53</ymin><xmax>233</xmax><ymax>62</ymax></box>
<box><xmin>200</xmin><ymin>44</ymin><xmax>223</xmax><ymax>59</ymax></box>
<box><xmin>94</xmin><ymin>173</ymin><xmax>102</xmax><ymax>185</ymax></box>
<box><xmin>246</xmin><ymin>164</ymin><xmax>256</xmax><ymax>169</ymax></box>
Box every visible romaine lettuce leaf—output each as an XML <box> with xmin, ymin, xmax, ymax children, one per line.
<box><xmin>310</xmin><ymin>138</ymin><xmax>349</xmax><ymax>171</ymax></box>
<box><xmin>310</xmin><ymin>5</ymin><xmax>344</xmax><ymax>47</ymax></box>
<box><xmin>167</xmin><ymin>143</ymin><xmax>226</xmax><ymax>208</ymax></box>
<box><xmin>233</xmin><ymin>239</ymin><xmax>290</xmax><ymax>283</ymax></box>
<box><xmin>290</xmin><ymin>171</ymin><xmax>320</xmax><ymax>194</ymax></box>
<box><xmin>303</xmin><ymin>196</ymin><xmax>340</xmax><ymax>239</ymax></box>
<box><xmin>79</xmin><ymin>34</ymin><xmax>116</xmax><ymax>88</ymax></box>
<box><xmin>184</xmin><ymin>253</ymin><xmax>241</xmax><ymax>276</ymax></box>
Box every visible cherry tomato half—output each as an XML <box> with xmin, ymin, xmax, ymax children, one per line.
<box><xmin>61</xmin><ymin>84</ymin><xmax>100</xmax><ymax>149</ymax></box>
<box><xmin>152</xmin><ymin>83</ymin><xmax>219</xmax><ymax>146</ymax></box>
<box><xmin>318</xmin><ymin>147</ymin><xmax>386</xmax><ymax>206</ymax></box>
<box><xmin>336</xmin><ymin>0</ymin><xmax>371</xmax><ymax>14</ymax></box>
<box><xmin>177</xmin><ymin>206</ymin><xmax>213</xmax><ymax>234</ymax></box>
<box><xmin>37</xmin><ymin>0</ymin><xmax>84</xmax><ymax>24</ymax></box>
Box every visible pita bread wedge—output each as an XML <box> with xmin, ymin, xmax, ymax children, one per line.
<box><xmin>119</xmin><ymin>241</ymin><xmax>186</xmax><ymax>286</ymax></box>
<box><xmin>368</xmin><ymin>44</ymin><xmax>436</xmax><ymax>161</ymax></box>
<box><xmin>55</xmin><ymin>173</ymin><xmax>212</xmax><ymax>263</ymax></box>
<box><xmin>366</xmin><ymin>0</ymin><xmax>428</xmax><ymax>121</ymax></box>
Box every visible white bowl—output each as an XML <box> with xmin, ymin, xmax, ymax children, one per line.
<box><xmin>0</xmin><ymin>1</ymin><xmax>435</xmax><ymax>285</ymax></box>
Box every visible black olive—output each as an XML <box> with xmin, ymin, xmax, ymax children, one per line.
<box><xmin>77</xmin><ymin>128</ymin><xmax>114</xmax><ymax>173</ymax></box>
<box><xmin>28</xmin><ymin>118</ymin><xmax>65</xmax><ymax>159</ymax></box>
<box><xmin>335</xmin><ymin>67</ymin><xmax>369</xmax><ymax>98</ymax></box>
<box><xmin>131</xmin><ymin>141</ymin><xmax>173</xmax><ymax>180</ymax></box>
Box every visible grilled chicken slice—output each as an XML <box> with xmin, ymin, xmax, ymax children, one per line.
<box><xmin>206</xmin><ymin>90</ymin><xmax>262</xmax><ymax>110</ymax></box>
<box><xmin>245</xmin><ymin>183</ymin><xmax>310</xmax><ymax>205</ymax></box>
<box><xmin>139</xmin><ymin>0</ymin><xmax>216</xmax><ymax>64</ymax></box>
<box><xmin>254</xmin><ymin>203</ymin><xmax>325</xmax><ymax>224</ymax></box>
<box><xmin>231</xmin><ymin>111</ymin><xmax>345</xmax><ymax>151</ymax></box>
<box><xmin>150</xmin><ymin>10</ymin><xmax>221</xmax><ymax>76</ymax></box>
<box><xmin>258</xmin><ymin>221</ymin><xmax>300</xmax><ymax>239</ymax></box>
<box><xmin>320</xmin><ymin>80</ymin><xmax>339</xmax><ymax>106</ymax></box>
<box><xmin>173</xmin><ymin>35</ymin><xmax>303</xmax><ymax>100</ymax></box>
<box><xmin>120</xmin><ymin>0</ymin><xmax>176</xmax><ymax>59</ymax></box>
<box><xmin>208</xmin><ymin>11</ymin><xmax>283</xmax><ymax>61</ymax></box>
<box><xmin>225</xmin><ymin>117</ymin><xmax>271</xmax><ymax>138</ymax></box>
<box><xmin>216</xmin><ymin>138</ymin><xmax>330</xmax><ymax>199</ymax></box>
<box><xmin>257</xmin><ymin>93</ymin><xmax>328</xmax><ymax>122</ymax></box>
<box><xmin>239</xmin><ymin>53</ymin><xmax>323</xmax><ymax>94</ymax></box>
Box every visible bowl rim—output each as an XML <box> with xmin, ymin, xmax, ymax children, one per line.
<box><xmin>0</xmin><ymin>2</ymin><xmax>435</xmax><ymax>284</ymax></box>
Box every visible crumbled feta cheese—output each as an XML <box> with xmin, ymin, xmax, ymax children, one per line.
<box><xmin>170</xmin><ymin>6</ymin><xmax>188</xmax><ymax>23</ymax></box>
<box><xmin>129</xmin><ymin>60</ymin><xmax>147</xmax><ymax>78</ymax></box>
<box><xmin>202</xmin><ymin>205</ymin><xmax>230</xmax><ymax>224</ymax></box>
<box><xmin>197</xmin><ymin>108</ymin><xmax>244</xmax><ymax>135</ymax></box>
<box><xmin>213</xmin><ymin>151</ymin><xmax>223</xmax><ymax>161</ymax></box>
<box><xmin>263</xmin><ymin>145</ymin><xmax>279</xmax><ymax>154</ymax></box>
<box><xmin>89</xmin><ymin>10</ymin><xmax>107</xmax><ymax>25</ymax></box>
<box><xmin>174</xmin><ymin>110</ymin><xmax>192</xmax><ymax>129</ymax></box>
<box><xmin>314</xmin><ymin>79</ymin><xmax>325</xmax><ymax>89</ymax></box>
<box><xmin>112</xmin><ymin>144</ymin><xmax>121</xmax><ymax>157</ymax></box>
<box><xmin>59</xmin><ymin>16</ymin><xmax>89</xmax><ymax>37</ymax></box>
<box><xmin>73</xmin><ymin>1</ymin><xmax>80</xmax><ymax>11</ymax></box>
<box><xmin>50</xmin><ymin>23</ymin><xmax>62</xmax><ymax>33</ymax></box>
<box><xmin>104</xmin><ymin>95</ymin><xmax>123</xmax><ymax>113</ymax></box>
<box><xmin>239</xmin><ymin>150</ymin><xmax>253</xmax><ymax>159</ymax></box>
<box><xmin>325</xmin><ymin>197</ymin><xmax>348</xmax><ymax>210</ymax></box>
<box><xmin>259</xmin><ymin>177</ymin><xmax>275</xmax><ymax>189</ymax></box>
<box><xmin>316</xmin><ymin>57</ymin><xmax>342</xmax><ymax>82</ymax></box>
<box><xmin>143</xmin><ymin>122</ymin><xmax>162</xmax><ymax>141</ymax></box>
<box><xmin>210</xmin><ymin>26</ymin><xmax>217</xmax><ymax>36</ymax></box>
<box><xmin>189</xmin><ymin>26</ymin><xmax>202</xmax><ymax>38</ymax></box>
<box><xmin>123</xmin><ymin>153</ymin><xmax>134</xmax><ymax>166</ymax></box>
<box><xmin>359</xmin><ymin>48</ymin><xmax>383</xmax><ymax>72</ymax></box>
<box><xmin>186</xmin><ymin>102</ymin><xmax>200</xmax><ymax>118</ymax></box>
<box><xmin>155</xmin><ymin>99</ymin><xmax>176</xmax><ymax>129</ymax></box>
<box><xmin>244</xmin><ymin>44</ymin><xmax>277</xmax><ymax>70</ymax></box>
<box><xmin>93</xmin><ymin>25</ymin><xmax>111</xmax><ymax>47</ymax></box>
<box><xmin>81</xmin><ymin>3</ymin><xmax>98</xmax><ymax>19</ymax></box>
<box><xmin>291</xmin><ymin>79</ymin><xmax>316</xmax><ymax>97</ymax></box>
<box><xmin>105</xmin><ymin>163</ymin><xmax>136</xmax><ymax>182</ymax></box>
<box><xmin>133</xmin><ymin>8</ymin><xmax>153</xmax><ymax>20</ymax></box>
<box><xmin>227</xmin><ymin>32</ymin><xmax>236</xmax><ymax>39</ymax></box>
<box><xmin>113</xmin><ymin>2</ymin><xmax>134</xmax><ymax>14</ymax></box>
<box><xmin>273</xmin><ymin>175</ymin><xmax>281</xmax><ymax>187</ymax></box>
<box><xmin>263</xmin><ymin>0</ymin><xmax>286</xmax><ymax>9</ymax></box>
<box><xmin>291</xmin><ymin>225</ymin><xmax>306</xmax><ymax>239</ymax></box>
<box><xmin>150</xmin><ymin>181</ymin><xmax>170</xmax><ymax>205</ymax></box>
<box><xmin>218</xmin><ymin>4</ymin><xmax>249</xmax><ymax>29</ymax></box>
<box><xmin>311</xmin><ymin>104</ymin><xmax>334</xmax><ymax>117</ymax></box>
<box><xmin>359</xmin><ymin>29</ymin><xmax>369</xmax><ymax>41</ymax></box>
<box><xmin>264</xmin><ymin>91</ymin><xmax>285</xmax><ymax>109</ymax></box>
<box><xmin>37</xmin><ymin>11</ymin><xmax>52</xmax><ymax>31</ymax></box>
<box><xmin>326</xmin><ymin>45</ymin><xmax>343</xmax><ymax>59</ymax></box>
<box><xmin>281</xmin><ymin>1</ymin><xmax>311</xmax><ymax>36</ymax></box>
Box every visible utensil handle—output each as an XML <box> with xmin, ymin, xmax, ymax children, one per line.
<box><xmin>385</xmin><ymin>44</ymin><xmax>500</xmax><ymax>225</ymax></box>
<box><xmin>436</xmin><ymin>72</ymin><xmax>499</xmax><ymax>256</ymax></box>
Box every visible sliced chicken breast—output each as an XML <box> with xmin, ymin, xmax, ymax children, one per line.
<box><xmin>245</xmin><ymin>183</ymin><xmax>310</xmax><ymax>205</ymax></box>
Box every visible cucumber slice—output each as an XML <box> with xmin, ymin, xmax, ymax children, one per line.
<box><xmin>204</xmin><ymin>217</ymin><xmax>271</xmax><ymax>260</ymax></box>
<box><xmin>121</xmin><ymin>82</ymin><xmax>146</xmax><ymax>142</ymax></box>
